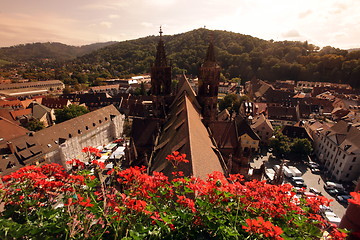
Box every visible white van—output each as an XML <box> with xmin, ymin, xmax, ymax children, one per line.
<box><xmin>288</xmin><ymin>166</ymin><xmax>302</xmax><ymax>177</ymax></box>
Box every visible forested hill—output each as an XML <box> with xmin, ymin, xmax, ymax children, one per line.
<box><xmin>0</xmin><ymin>41</ymin><xmax>117</xmax><ymax>63</ymax></box>
<box><xmin>72</xmin><ymin>28</ymin><xmax>360</xmax><ymax>88</ymax></box>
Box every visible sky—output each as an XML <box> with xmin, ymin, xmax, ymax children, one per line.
<box><xmin>1</xmin><ymin>0</ymin><xmax>360</xmax><ymax>49</ymax></box>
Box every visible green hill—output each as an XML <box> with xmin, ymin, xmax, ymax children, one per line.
<box><xmin>70</xmin><ymin>28</ymin><xmax>360</xmax><ymax>88</ymax></box>
<box><xmin>2</xmin><ymin>28</ymin><xmax>360</xmax><ymax>88</ymax></box>
<box><xmin>0</xmin><ymin>41</ymin><xmax>117</xmax><ymax>63</ymax></box>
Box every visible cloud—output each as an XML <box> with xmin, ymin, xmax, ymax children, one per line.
<box><xmin>298</xmin><ymin>10</ymin><xmax>312</xmax><ymax>19</ymax></box>
<box><xmin>100</xmin><ymin>21</ymin><xmax>112</xmax><ymax>28</ymax></box>
<box><xmin>282</xmin><ymin>29</ymin><xmax>301</xmax><ymax>38</ymax></box>
<box><xmin>141</xmin><ymin>22</ymin><xmax>154</xmax><ymax>28</ymax></box>
<box><xmin>108</xmin><ymin>14</ymin><xmax>119</xmax><ymax>19</ymax></box>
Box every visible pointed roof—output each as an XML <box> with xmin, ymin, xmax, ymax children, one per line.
<box><xmin>170</xmin><ymin>73</ymin><xmax>200</xmax><ymax>110</ymax></box>
<box><xmin>201</xmin><ymin>42</ymin><xmax>220</xmax><ymax>68</ymax></box>
<box><xmin>154</xmin><ymin>27</ymin><xmax>168</xmax><ymax>67</ymax></box>
<box><xmin>205</xmin><ymin>42</ymin><xmax>216</xmax><ymax>62</ymax></box>
<box><xmin>150</xmin><ymin>93</ymin><xmax>224</xmax><ymax>179</ymax></box>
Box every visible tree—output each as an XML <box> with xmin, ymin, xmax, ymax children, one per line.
<box><xmin>55</xmin><ymin>105</ymin><xmax>89</xmax><ymax>124</ymax></box>
<box><xmin>25</xmin><ymin>119</ymin><xmax>45</xmax><ymax>131</ymax></box>
<box><xmin>290</xmin><ymin>138</ymin><xmax>313</xmax><ymax>158</ymax></box>
<box><xmin>268</xmin><ymin>132</ymin><xmax>291</xmax><ymax>158</ymax></box>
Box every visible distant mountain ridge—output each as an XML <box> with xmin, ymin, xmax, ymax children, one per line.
<box><xmin>0</xmin><ymin>41</ymin><xmax>117</xmax><ymax>63</ymax></box>
<box><xmin>1</xmin><ymin>28</ymin><xmax>360</xmax><ymax>89</ymax></box>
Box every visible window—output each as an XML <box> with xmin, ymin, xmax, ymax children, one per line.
<box><xmin>336</xmin><ymin>170</ymin><xmax>339</xmax><ymax>175</ymax></box>
<box><xmin>86</xmin><ymin>126</ymin><xmax>89</xmax><ymax>130</ymax></box>
<box><xmin>346</xmin><ymin>174</ymin><xmax>349</xmax><ymax>178</ymax></box>
<box><xmin>353</xmin><ymin>157</ymin><xmax>357</xmax><ymax>162</ymax></box>
<box><xmin>349</xmin><ymin>165</ymin><xmax>353</xmax><ymax>171</ymax></box>
<box><xmin>69</xmin><ymin>134</ymin><xmax>72</xmax><ymax>138</ymax></box>
<box><xmin>93</xmin><ymin>123</ymin><xmax>96</xmax><ymax>127</ymax></box>
<box><xmin>78</xmin><ymin>130</ymin><xmax>82</xmax><ymax>134</ymax></box>
<box><xmin>343</xmin><ymin>154</ymin><xmax>346</xmax><ymax>159</ymax></box>
<box><xmin>339</xmin><ymin>163</ymin><xmax>342</xmax><ymax>167</ymax></box>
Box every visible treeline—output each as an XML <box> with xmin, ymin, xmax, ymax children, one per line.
<box><xmin>0</xmin><ymin>42</ymin><xmax>117</xmax><ymax>63</ymax></box>
<box><xmin>1</xmin><ymin>28</ymin><xmax>360</xmax><ymax>88</ymax></box>
<box><xmin>63</xmin><ymin>28</ymin><xmax>360</xmax><ymax>88</ymax></box>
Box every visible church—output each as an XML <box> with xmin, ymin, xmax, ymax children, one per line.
<box><xmin>125</xmin><ymin>29</ymin><xmax>261</xmax><ymax>179</ymax></box>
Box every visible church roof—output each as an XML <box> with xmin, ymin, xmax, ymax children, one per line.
<box><xmin>150</xmin><ymin>93</ymin><xmax>224</xmax><ymax>179</ymax></box>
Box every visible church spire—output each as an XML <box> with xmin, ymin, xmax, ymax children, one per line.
<box><xmin>154</xmin><ymin>26</ymin><xmax>167</xmax><ymax>67</ymax></box>
<box><xmin>197</xmin><ymin>33</ymin><xmax>221</xmax><ymax>123</ymax></box>
<box><xmin>205</xmin><ymin>41</ymin><xmax>216</xmax><ymax>63</ymax></box>
<box><xmin>151</xmin><ymin>27</ymin><xmax>172</xmax><ymax>117</ymax></box>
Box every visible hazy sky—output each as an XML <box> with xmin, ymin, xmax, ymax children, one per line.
<box><xmin>1</xmin><ymin>0</ymin><xmax>360</xmax><ymax>49</ymax></box>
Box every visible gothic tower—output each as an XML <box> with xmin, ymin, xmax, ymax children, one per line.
<box><xmin>198</xmin><ymin>41</ymin><xmax>221</xmax><ymax>122</ymax></box>
<box><xmin>151</xmin><ymin>27</ymin><xmax>172</xmax><ymax>118</ymax></box>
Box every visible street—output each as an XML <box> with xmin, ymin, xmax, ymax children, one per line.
<box><xmin>250</xmin><ymin>152</ymin><xmax>346</xmax><ymax>218</ymax></box>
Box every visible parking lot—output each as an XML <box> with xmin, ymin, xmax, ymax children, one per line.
<box><xmin>250</xmin><ymin>152</ymin><xmax>346</xmax><ymax>218</ymax></box>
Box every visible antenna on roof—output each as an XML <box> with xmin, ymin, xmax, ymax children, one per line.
<box><xmin>159</xmin><ymin>26</ymin><xmax>163</xmax><ymax>38</ymax></box>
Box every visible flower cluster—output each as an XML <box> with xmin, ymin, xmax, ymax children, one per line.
<box><xmin>243</xmin><ymin>217</ymin><xmax>283</xmax><ymax>240</ymax></box>
<box><xmin>0</xmin><ymin>149</ymin><xmax>351</xmax><ymax>239</ymax></box>
<box><xmin>166</xmin><ymin>151</ymin><xmax>189</xmax><ymax>167</ymax></box>
<box><xmin>348</xmin><ymin>191</ymin><xmax>360</xmax><ymax>206</ymax></box>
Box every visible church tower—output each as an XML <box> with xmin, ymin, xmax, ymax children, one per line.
<box><xmin>198</xmin><ymin>40</ymin><xmax>221</xmax><ymax>122</ymax></box>
<box><xmin>151</xmin><ymin>27</ymin><xmax>172</xmax><ymax>118</ymax></box>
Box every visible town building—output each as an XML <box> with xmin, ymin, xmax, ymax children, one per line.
<box><xmin>314</xmin><ymin>120</ymin><xmax>360</xmax><ymax>182</ymax></box>
<box><xmin>251</xmin><ymin>113</ymin><xmax>274</xmax><ymax>145</ymax></box>
<box><xmin>0</xmin><ymin>105</ymin><xmax>125</xmax><ymax>175</ymax></box>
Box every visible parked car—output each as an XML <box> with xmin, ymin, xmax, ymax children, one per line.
<box><xmin>323</xmin><ymin>211</ymin><xmax>341</xmax><ymax>226</ymax></box>
<box><xmin>336</xmin><ymin>195</ymin><xmax>352</xmax><ymax>204</ymax></box>
<box><xmin>291</xmin><ymin>176</ymin><xmax>304</xmax><ymax>182</ymax></box>
<box><xmin>307</xmin><ymin>162</ymin><xmax>320</xmax><ymax>168</ymax></box>
<box><xmin>309</xmin><ymin>187</ymin><xmax>322</xmax><ymax>195</ymax></box>
<box><xmin>324</xmin><ymin>182</ymin><xmax>345</xmax><ymax>191</ymax></box>
<box><xmin>310</xmin><ymin>167</ymin><xmax>321</xmax><ymax>174</ymax></box>
<box><xmin>326</xmin><ymin>188</ymin><xmax>339</xmax><ymax>196</ymax></box>
<box><xmin>292</xmin><ymin>181</ymin><xmax>307</xmax><ymax>188</ymax></box>
<box><xmin>304</xmin><ymin>192</ymin><xmax>316</xmax><ymax>198</ymax></box>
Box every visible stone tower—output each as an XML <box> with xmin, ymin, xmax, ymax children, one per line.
<box><xmin>197</xmin><ymin>40</ymin><xmax>221</xmax><ymax>122</ymax></box>
<box><xmin>151</xmin><ymin>27</ymin><xmax>172</xmax><ymax>118</ymax></box>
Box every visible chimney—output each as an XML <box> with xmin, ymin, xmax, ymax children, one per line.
<box><xmin>7</xmin><ymin>141</ymin><xmax>15</xmax><ymax>154</ymax></box>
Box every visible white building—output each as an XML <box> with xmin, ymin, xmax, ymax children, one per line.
<box><xmin>314</xmin><ymin>121</ymin><xmax>360</xmax><ymax>182</ymax></box>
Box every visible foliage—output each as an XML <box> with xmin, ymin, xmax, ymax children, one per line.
<box><xmin>54</xmin><ymin>105</ymin><xmax>89</xmax><ymax>124</ymax></box>
<box><xmin>0</xmin><ymin>42</ymin><xmax>117</xmax><ymax>63</ymax></box>
<box><xmin>2</xmin><ymin>29</ymin><xmax>360</xmax><ymax>88</ymax></box>
<box><xmin>24</xmin><ymin>119</ymin><xmax>45</xmax><ymax>132</ymax></box>
<box><xmin>0</xmin><ymin>148</ymin><xmax>350</xmax><ymax>239</ymax></box>
<box><xmin>269</xmin><ymin>132</ymin><xmax>291</xmax><ymax>158</ymax></box>
<box><xmin>290</xmin><ymin>138</ymin><xmax>313</xmax><ymax>157</ymax></box>
<box><xmin>219</xmin><ymin>94</ymin><xmax>250</xmax><ymax>115</ymax></box>
<box><xmin>269</xmin><ymin>131</ymin><xmax>313</xmax><ymax>159</ymax></box>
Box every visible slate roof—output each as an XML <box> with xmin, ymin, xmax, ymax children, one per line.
<box><xmin>150</xmin><ymin>93</ymin><xmax>224</xmax><ymax>179</ymax></box>
<box><xmin>150</xmin><ymin>77</ymin><xmax>224</xmax><ymax>179</ymax></box>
